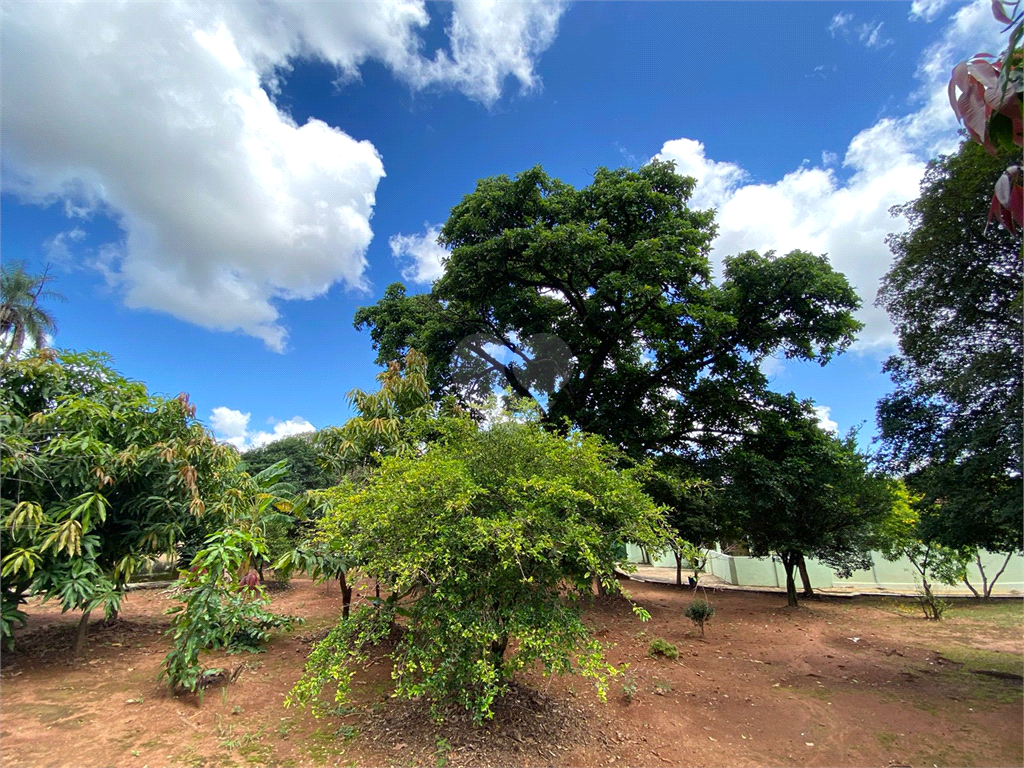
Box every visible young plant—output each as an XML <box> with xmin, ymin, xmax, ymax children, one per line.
<box><xmin>161</xmin><ymin>528</ymin><xmax>301</xmax><ymax>695</ymax></box>
<box><xmin>685</xmin><ymin>598</ymin><xmax>716</xmax><ymax>636</ymax></box>
<box><xmin>621</xmin><ymin>670</ymin><xmax>637</xmax><ymax>703</ymax></box>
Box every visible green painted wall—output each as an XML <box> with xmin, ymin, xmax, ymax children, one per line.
<box><xmin>627</xmin><ymin>545</ymin><xmax>1024</xmax><ymax>594</ymax></box>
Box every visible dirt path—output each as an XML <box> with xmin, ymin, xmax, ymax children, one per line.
<box><xmin>1</xmin><ymin>578</ymin><xmax>1020</xmax><ymax>767</ymax></box>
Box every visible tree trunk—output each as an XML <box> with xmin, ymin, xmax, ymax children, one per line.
<box><xmin>797</xmin><ymin>553</ymin><xmax>815</xmax><ymax>598</ymax></box>
<box><xmin>920</xmin><ymin>575</ymin><xmax>938</xmax><ymax>619</ymax></box>
<box><xmin>962</xmin><ymin>573</ymin><xmax>981</xmax><ymax>599</ymax></box>
<box><xmin>340</xmin><ymin>571</ymin><xmax>352</xmax><ymax>620</ymax></box>
<box><xmin>73</xmin><ymin>609</ymin><xmax>92</xmax><ymax>657</ymax></box>
<box><xmin>780</xmin><ymin>551</ymin><xmax>799</xmax><ymax>608</ymax></box>
<box><xmin>674</xmin><ymin>549</ymin><xmax>683</xmax><ymax>587</ymax></box>
<box><xmin>489</xmin><ymin>634</ymin><xmax>509</xmax><ymax>671</ymax></box>
<box><xmin>984</xmin><ymin>551</ymin><xmax>1014</xmax><ymax>599</ymax></box>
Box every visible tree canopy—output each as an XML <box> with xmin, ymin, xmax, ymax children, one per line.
<box><xmin>289</xmin><ymin>414</ymin><xmax>671</xmax><ymax>722</ymax></box>
<box><xmin>241</xmin><ymin>434</ymin><xmax>334</xmax><ymax>492</ymax></box>
<box><xmin>355</xmin><ymin>161</ymin><xmax>862</xmax><ymax>459</ymax></box>
<box><xmin>877</xmin><ymin>140</ymin><xmax>1023</xmax><ymax>554</ymax></box>
<box><xmin>1</xmin><ymin>350</ymin><xmax>234</xmax><ymax>650</ymax></box>
<box><xmin>721</xmin><ymin>395</ymin><xmax>893</xmax><ymax>607</ymax></box>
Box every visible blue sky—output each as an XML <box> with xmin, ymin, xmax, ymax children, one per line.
<box><xmin>0</xmin><ymin>0</ymin><xmax>1003</xmax><ymax>451</ymax></box>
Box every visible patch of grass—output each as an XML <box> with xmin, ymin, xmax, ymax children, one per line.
<box><xmin>807</xmin><ymin>685</ymin><xmax>832</xmax><ymax>701</ymax></box>
<box><xmin>932</xmin><ymin>645</ymin><xmax>1024</xmax><ymax>706</ymax></box>
<box><xmin>239</xmin><ymin>741</ymin><xmax>274</xmax><ymax>764</ymax></box>
<box><xmin>647</xmin><ymin>637</ymin><xmax>679</xmax><ymax>660</ymax></box>
<box><xmin>171</xmin><ymin>746</ymin><xmax>206</xmax><ymax>768</ymax></box>
<box><xmin>653</xmin><ymin>679</ymin><xmax>672</xmax><ymax>693</ymax></box>
<box><xmin>276</xmin><ymin>718</ymin><xmax>295</xmax><ymax>737</ymax></box>
<box><xmin>942</xmin><ymin>600</ymin><xmax>1024</xmax><ymax>629</ymax></box>
<box><xmin>305</xmin><ymin>727</ymin><xmax>348</xmax><ymax>763</ymax></box>
<box><xmin>938</xmin><ymin>645</ymin><xmax>1023</xmax><ymax>676</ymax></box>
<box><xmin>874</xmin><ymin>731</ymin><xmax>898</xmax><ymax>747</ymax></box>
<box><xmin>216</xmin><ymin>719</ymin><xmax>266</xmax><ymax>752</ymax></box>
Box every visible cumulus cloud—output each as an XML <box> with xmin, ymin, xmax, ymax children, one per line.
<box><xmin>813</xmin><ymin>405</ymin><xmax>839</xmax><ymax>434</ymax></box>
<box><xmin>209</xmin><ymin>406</ymin><xmax>315</xmax><ymax>451</ymax></box>
<box><xmin>1</xmin><ymin>1</ymin><xmax>564</xmax><ymax>350</ymax></box>
<box><xmin>390</xmin><ymin>224</ymin><xmax>449</xmax><ymax>285</ymax></box>
<box><xmin>657</xmin><ymin>0</ymin><xmax>1003</xmax><ymax>352</ymax></box>
<box><xmin>655</xmin><ymin>139</ymin><xmax>748</xmax><ymax>210</ymax></box>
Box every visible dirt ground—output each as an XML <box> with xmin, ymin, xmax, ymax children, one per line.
<box><xmin>1</xmin><ymin>576</ymin><xmax>1021</xmax><ymax>768</ymax></box>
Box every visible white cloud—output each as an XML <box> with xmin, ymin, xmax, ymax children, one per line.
<box><xmin>910</xmin><ymin>0</ymin><xmax>952</xmax><ymax>22</ymax></box>
<box><xmin>1</xmin><ymin>1</ymin><xmax>564</xmax><ymax>351</ymax></box>
<box><xmin>390</xmin><ymin>224</ymin><xmax>449</xmax><ymax>285</ymax></box>
<box><xmin>829</xmin><ymin>13</ymin><xmax>894</xmax><ymax>49</ymax></box>
<box><xmin>43</xmin><ymin>228</ymin><xmax>86</xmax><ymax>264</ymax></box>
<box><xmin>828</xmin><ymin>12</ymin><xmax>853</xmax><ymax>35</ymax></box>
<box><xmin>656</xmin><ymin>0</ymin><xmax>1005</xmax><ymax>353</ymax></box>
<box><xmin>813</xmin><ymin>405</ymin><xmax>839</xmax><ymax>434</ymax></box>
<box><xmin>858</xmin><ymin>21</ymin><xmax>894</xmax><ymax>49</ymax></box>
<box><xmin>409</xmin><ymin>0</ymin><xmax>566</xmax><ymax>104</ymax></box>
<box><xmin>209</xmin><ymin>406</ymin><xmax>315</xmax><ymax>451</ymax></box>
<box><xmin>655</xmin><ymin>139</ymin><xmax>747</xmax><ymax>210</ymax></box>
<box><xmin>760</xmin><ymin>355</ymin><xmax>786</xmax><ymax>380</ymax></box>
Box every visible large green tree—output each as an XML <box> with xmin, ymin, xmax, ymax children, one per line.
<box><xmin>722</xmin><ymin>395</ymin><xmax>894</xmax><ymax>607</ymax></box>
<box><xmin>0</xmin><ymin>262</ymin><xmax>62</xmax><ymax>365</ymax></box>
<box><xmin>1</xmin><ymin>351</ymin><xmax>234</xmax><ymax>652</ymax></box>
<box><xmin>877</xmin><ymin>140</ymin><xmax>1023</xmax><ymax>555</ymax></box>
<box><xmin>288</xmin><ymin>414</ymin><xmax>671</xmax><ymax>722</ymax></box>
<box><xmin>355</xmin><ymin>161</ymin><xmax>862</xmax><ymax>459</ymax></box>
<box><xmin>241</xmin><ymin>435</ymin><xmax>334</xmax><ymax>492</ymax></box>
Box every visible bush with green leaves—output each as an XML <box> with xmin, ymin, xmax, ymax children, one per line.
<box><xmin>289</xmin><ymin>414</ymin><xmax>671</xmax><ymax>722</ymax></box>
<box><xmin>685</xmin><ymin>598</ymin><xmax>716</xmax><ymax>635</ymax></box>
<box><xmin>161</xmin><ymin>528</ymin><xmax>301</xmax><ymax>695</ymax></box>
<box><xmin>647</xmin><ymin>637</ymin><xmax>679</xmax><ymax>660</ymax></box>
<box><xmin>1</xmin><ymin>350</ymin><xmax>234</xmax><ymax>652</ymax></box>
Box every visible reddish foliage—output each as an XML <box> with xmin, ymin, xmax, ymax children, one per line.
<box><xmin>239</xmin><ymin>569</ymin><xmax>260</xmax><ymax>591</ymax></box>
<box><xmin>949</xmin><ymin>0</ymin><xmax>1023</xmax><ymax>232</ymax></box>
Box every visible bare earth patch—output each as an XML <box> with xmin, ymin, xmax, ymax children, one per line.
<box><xmin>1</xmin><ymin>577</ymin><xmax>1021</xmax><ymax>768</ymax></box>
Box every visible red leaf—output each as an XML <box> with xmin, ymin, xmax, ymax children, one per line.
<box><xmin>949</xmin><ymin>61</ymin><xmax>970</xmax><ymax>115</ymax></box>
<box><xmin>1009</xmin><ymin>179</ymin><xmax>1024</xmax><ymax>229</ymax></box>
<box><xmin>957</xmin><ymin>88</ymin><xmax>992</xmax><ymax>146</ymax></box>
<box><xmin>992</xmin><ymin>0</ymin><xmax>1015</xmax><ymax>26</ymax></box>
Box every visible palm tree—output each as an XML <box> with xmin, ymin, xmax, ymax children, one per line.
<box><xmin>0</xmin><ymin>262</ymin><xmax>63</xmax><ymax>364</ymax></box>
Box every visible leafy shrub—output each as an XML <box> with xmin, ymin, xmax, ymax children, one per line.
<box><xmin>161</xmin><ymin>529</ymin><xmax>301</xmax><ymax>695</ymax></box>
<box><xmin>289</xmin><ymin>415</ymin><xmax>670</xmax><ymax>722</ymax></box>
<box><xmin>685</xmin><ymin>598</ymin><xmax>716</xmax><ymax>635</ymax></box>
<box><xmin>647</xmin><ymin>637</ymin><xmax>679</xmax><ymax>660</ymax></box>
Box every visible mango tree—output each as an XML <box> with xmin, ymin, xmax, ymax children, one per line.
<box><xmin>1</xmin><ymin>350</ymin><xmax>234</xmax><ymax>653</ymax></box>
